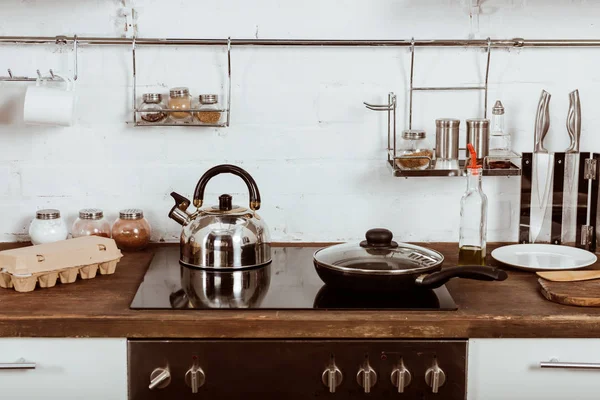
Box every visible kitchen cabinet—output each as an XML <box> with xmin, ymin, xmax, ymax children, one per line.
<box><xmin>468</xmin><ymin>339</ymin><xmax>600</xmax><ymax>400</ymax></box>
<box><xmin>0</xmin><ymin>338</ymin><xmax>126</xmax><ymax>399</ymax></box>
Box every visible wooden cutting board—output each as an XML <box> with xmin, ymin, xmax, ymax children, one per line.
<box><xmin>539</xmin><ymin>278</ymin><xmax>600</xmax><ymax>307</ymax></box>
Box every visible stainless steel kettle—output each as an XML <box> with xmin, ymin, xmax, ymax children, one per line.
<box><xmin>169</xmin><ymin>164</ymin><xmax>271</xmax><ymax>269</ymax></box>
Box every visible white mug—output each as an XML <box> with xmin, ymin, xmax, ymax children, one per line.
<box><xmin>23</xmin><ymin>72</ymin><xmax>75</xmax><ymax>126</ymax></box>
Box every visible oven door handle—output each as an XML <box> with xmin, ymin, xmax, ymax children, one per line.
<box><xmin>540</xmin><ymin>359</ymin><xmax>600</xmax><ymax>370</ymax></box>
<box><xmin>0</xmin><ymin>359</ymin><xmax>36</xmax><ymax>370</ymax></box>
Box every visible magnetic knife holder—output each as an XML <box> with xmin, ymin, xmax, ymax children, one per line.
<box><xmin>520</xmin><ymin>152</ymin><xmax>599</xmax><ymax>251</ymax></box>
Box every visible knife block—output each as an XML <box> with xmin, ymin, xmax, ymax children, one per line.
<box><xmin>520</xmin><ymin>152</ymin><xmax>600</xmax><ymax>252</ymax></box>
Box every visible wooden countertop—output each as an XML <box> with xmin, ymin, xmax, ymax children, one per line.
<box><xmin>1</xmin><ymin>242</ymin><xmax>599</xmax><ymax>339</ymax></box>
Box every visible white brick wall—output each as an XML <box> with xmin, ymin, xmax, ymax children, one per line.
<box><xmin>0</xmin><ymin>0</ymin><xmax>598</xmax><ymax>243</ymax></box>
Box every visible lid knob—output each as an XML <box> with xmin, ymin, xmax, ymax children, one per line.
<box><xmin>219</xmin><ymin>194</ymin><xmax>233</xmax><ymax>211</ymax></box>
<box><xmin>360</xmin><ymin>229</ymin><xmax>399</xmax><ymax>248</ymax></box>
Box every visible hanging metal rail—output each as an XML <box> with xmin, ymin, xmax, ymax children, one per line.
<box><xmin>2</xmin><ymin>36</ymin><xmax>600</xmax><ymax>47</ymax></box>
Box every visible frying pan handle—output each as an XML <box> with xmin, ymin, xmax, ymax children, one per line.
<box><xmin>415</xmin><ymin>266</ymin><xmax>508</xmax><ymax>289</ymax></box>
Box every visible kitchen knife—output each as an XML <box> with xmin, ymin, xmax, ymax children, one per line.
<box><xmin>537</xmin><ymin>270</ymin><xmax>600</xmax><ymax>282</ymax></box>
<box><xmin>562</xmin><ymin>90</ymin><xmax>581</xmax><ymax>244</ymax></box>
<box><xmin>531</xmin><ymin>90</ymin><xmax>553</xmax><ymax>243</ymax></box>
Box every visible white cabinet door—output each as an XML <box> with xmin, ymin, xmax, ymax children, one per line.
<box><xmin>0</xmin><ymin>338</ymin><xmax>127</xmax><ymax>400</ymax></box>
<box><xmin>468</xmin><ymin>339</ymin><xmax>600</xmax><ymax>400</ymax></box>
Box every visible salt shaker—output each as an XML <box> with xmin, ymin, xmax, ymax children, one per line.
<box><xmin>29</xmin><ymin>209</ymin><xmax>69</xmax><ymax>245</ymax></box>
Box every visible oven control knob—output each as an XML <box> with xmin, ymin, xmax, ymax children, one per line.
<box><xmin>149</xmin><ymin>367</ymin><xmax>171</xmax><ymax>390</ymax></box>
<box><xmin>356</xmin><ymin>361</ymin><xmax>377</xmax><ymax>393</ymax></box>
<box><xmin>185</xmin><ymin>365</ymin><xmax>206</xmax><ymax>394</ymax></box>
<box><xmin>321</xmin><ymin>364</ymin><xmax>343</xmax><ymax>393</ymax></box>
<box><xmin>425</xmin><ymin>360</ymin><xmax>446</xmax><ymax>394</ymax></box>
<box><xmin>391</xmin><ymin>360</ymin><xmax>412</xmax><ymax>393</ymax></box>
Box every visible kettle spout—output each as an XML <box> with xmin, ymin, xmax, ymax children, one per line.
<box><xmin>169</xmin><ymin>192</ymin><xmax>193</xmax><ymax>226</ymax></box>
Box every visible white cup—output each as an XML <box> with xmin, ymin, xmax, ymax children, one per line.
<box><xmin>23</xmin><ymin>72</ymin><xmax>75</xmax><ymax>126</ymax></box>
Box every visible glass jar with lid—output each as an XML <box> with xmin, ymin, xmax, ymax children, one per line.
<box><xmin>196</xmin><ymin>94</ymin><xmax>222</xmax><ymax>125</ymax></box>
<box><xmin>72</xmin><ymin>209</ymin><xmax>111</xmax><ymax>238</ymax></box>
<box><xmin>139</xmin><ymin>93</ymin><xmax>167</xmax><ymax>124</ymax></box>
<box><xmin>395</xmin><ymin>130</ymin><xmax>434</xmax><ymax>170</ymax></box>
<box><xmin>29</xmin><ymin>209</ymin><xmax>69</xmax><ymax>245</ymax></box>
<box><xmin>112</xmin><ymin>209</ymin><xmax>151</xmax><ymax>251</ymax></box>
<box><xmin>168</xmin><ymin>87</ymin><xmax>192</xmax><ymax>121</ymax></box>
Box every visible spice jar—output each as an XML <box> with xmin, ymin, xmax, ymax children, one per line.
<box><xmin>196</xmin><ymin>94</ymin><xmax>222</xmax><ymax>124</ymax></box>
<box><xmin>396</xmin><ymin>130</ymin><xmax>434</xmax><ymax>170</ymax></box>
<box><xmin>28</xmin><ymin>209</ymin><xmax>69</xmax><ymax>245</ymax></box>
<box><xmin>112</xmin><ymin>209</ymin><xmax>151</xmax><ymax>251</ymax></box>
<box><xmin>434</xmin><ymin>118</ymin><xmax>460</xmax><ymax>170</ymax></box>
<box><xmin>139</xmin><ymin>93</ymin><xmax>167</xmax><ymax>123</ymax></box>
<box><xmin>72</xmin><ymin>209</ymin><xmax>111</xmax><ymax>238</ymax></box>
<box><xmin>168</xmin><ymin>87</ymin><xmax>191</xmax><ymax>121</ymax></box>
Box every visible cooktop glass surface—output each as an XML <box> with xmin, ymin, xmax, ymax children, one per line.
<box><xmin>130</xmin><ymin>247</ymin><xmax>457</xmax><ymax>311</ymax></box>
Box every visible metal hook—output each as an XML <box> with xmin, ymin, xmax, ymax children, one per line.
<box><xmin>410</xmin><ymin>37</ymin><xmax>415</xmax><ymax>53</ymax></box>
<box><xmin>7</xmin><ymin>69</ymin><xmax>12</xmax><ymax>78</ymax></box>
<box><xmin>364</xmin><ymin>93</ymin><xmax>396</xmax><ymax>111</ymax></box>
<box><xmin>486</xmin><ymin>37</ymin><xmax>492</xmax><ymax>53</ymax></box>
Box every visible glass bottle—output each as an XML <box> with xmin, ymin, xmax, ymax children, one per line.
<box><xmin>139</xmin><ymin>93</ymin><xmax>167</xmax><ymax>123</ymax></box>
<box><xmin>488</xmin><ymin>100</ymin><xmax>512</xmax><ymax>169</ymax></box>
<box><xmin>28</xmin><ymin>209</ymin><xmax>69</xmax><ymax>245</ymax></box>
<box><xmin>396</xmin><ymin>130</ymin><xmax>433</xmax><ymax>170</ymax></box>
<box><xmin>72</xmin><ymin>209</ymin><xmax>111</xmax><ymax>238</ymax></box>
<box><xmin>168</xmin><ymin>87</ymin><xmax>192</xmax><ymax>121</ymax></box>
<box><xmin>196</xmin><ymin>94</ymin><xmax>223</xmax><ymax>125</ymax></box>
<box><xmin>112</xmin><ymin>209</ymin><xmax>151</xmax><ymax>251</ymax></box>
<box><xmin>458</xmin><ymin>167</ymin><xmax>487</xmax><ymax>266</ymax></box>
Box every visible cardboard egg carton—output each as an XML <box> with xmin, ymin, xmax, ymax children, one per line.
<box><xmin>0</xmin><ymin>236</ymin><xmax>123</xmax><ymax>293</ymax></box>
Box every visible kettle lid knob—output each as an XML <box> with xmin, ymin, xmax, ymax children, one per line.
<box><xmin>219</xmin><ymin>194</ymin><xmax>233</xmax><ymax>211</ymax></box>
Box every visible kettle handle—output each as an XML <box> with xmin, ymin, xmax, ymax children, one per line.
<box><xmin>193</xmin><ymin>164</ymin><xmax>261</xmax><ymax>210</ymax></box>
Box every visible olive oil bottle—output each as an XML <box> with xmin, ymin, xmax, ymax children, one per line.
<box><xmin>458</xmin><ymin>245</ymin><xmax>486</xmax><ymax>266</ymax></box>
<box><xmin>458</xmin><ymin>161</ymin><xmax>487</xmax><ymax>266</ymax></box>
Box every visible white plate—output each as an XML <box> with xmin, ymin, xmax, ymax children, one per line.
<box><xmin>491</xmin><ymin>244</ymin><xmax>597</xmax><ymax>271</ymax></box>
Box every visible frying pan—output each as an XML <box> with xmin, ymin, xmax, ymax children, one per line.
<box><xmin>313</xmin><ymin>229</ymin><xmax>507</xmax><ymax>291</ymax></box>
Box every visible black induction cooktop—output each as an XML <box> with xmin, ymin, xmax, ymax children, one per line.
<box><xmin>130</xmin><ymin>247</ymin><xmax>458</xmax><ymax>311</ymax></box>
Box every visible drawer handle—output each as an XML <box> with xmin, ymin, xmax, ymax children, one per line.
<box><xmin>0</xmin><ymin>359</ymin><xmax>36</xmax><ymax>370</ymax></box>
<box><xmin>540</xmin><ymin>359</ymin><xmax>600</xmax><ymax>370</ymax></box>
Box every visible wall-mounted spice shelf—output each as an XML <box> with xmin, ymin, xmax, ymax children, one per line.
<box><xmin>131</xmin><ymin>38</ymin><xmax>231</xmax><ymax>128</ymax></box>
<box><xmin>387</xmin><ymin>158</ymin><xmax>522</xmax><ymax>177</ymax></box>
<box><xmin>366</xmin><ymin>92</ymin><xmax>522</xmax><ymax>178</ymax></box>
<box><xmin>134</xmin><ymin>108</ymin><xmax>230</xmax><ymax>128</ymax></box>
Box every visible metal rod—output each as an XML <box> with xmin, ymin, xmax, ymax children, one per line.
<box><xmin>408</xmin><ymin>39</ymin><xmax>415</xmax><ymax>130</ymax></box>
<box><xmin>412</xmin><ymin>86</ymin><xmax>486</xmax><ymax>91</ymax></box>
<box><xmin>73</xmin><ymin>35</ymin><xmax>78</xmax><ymax>81</ymax></box>
<box><xmin>3</xmin><ymin>36</ymin><xmax>600</xmax><ymax>48</ymax></box>
<box><xmin>392</xmin><ymin>93</ymin><xmax>397</xmax><ymax>163</ymax></box>
<box><xmin>387</xmin><ymin>93</ymin><xmax>396</xmax><ymax>161</ymax></box>
<box><xmin>226</xmin><ymin>37</ymin><xmax>232</xmax><ymax>127</ymax></box>
<box><xmin>484</xmin><ymin>38</ymin><xmax>492</xmax><ymax>118</ymax></box>
<box><xmin>132</xmin><ymin>37</ymin><xmax>137</xmax><ymax>125</ymax></box>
